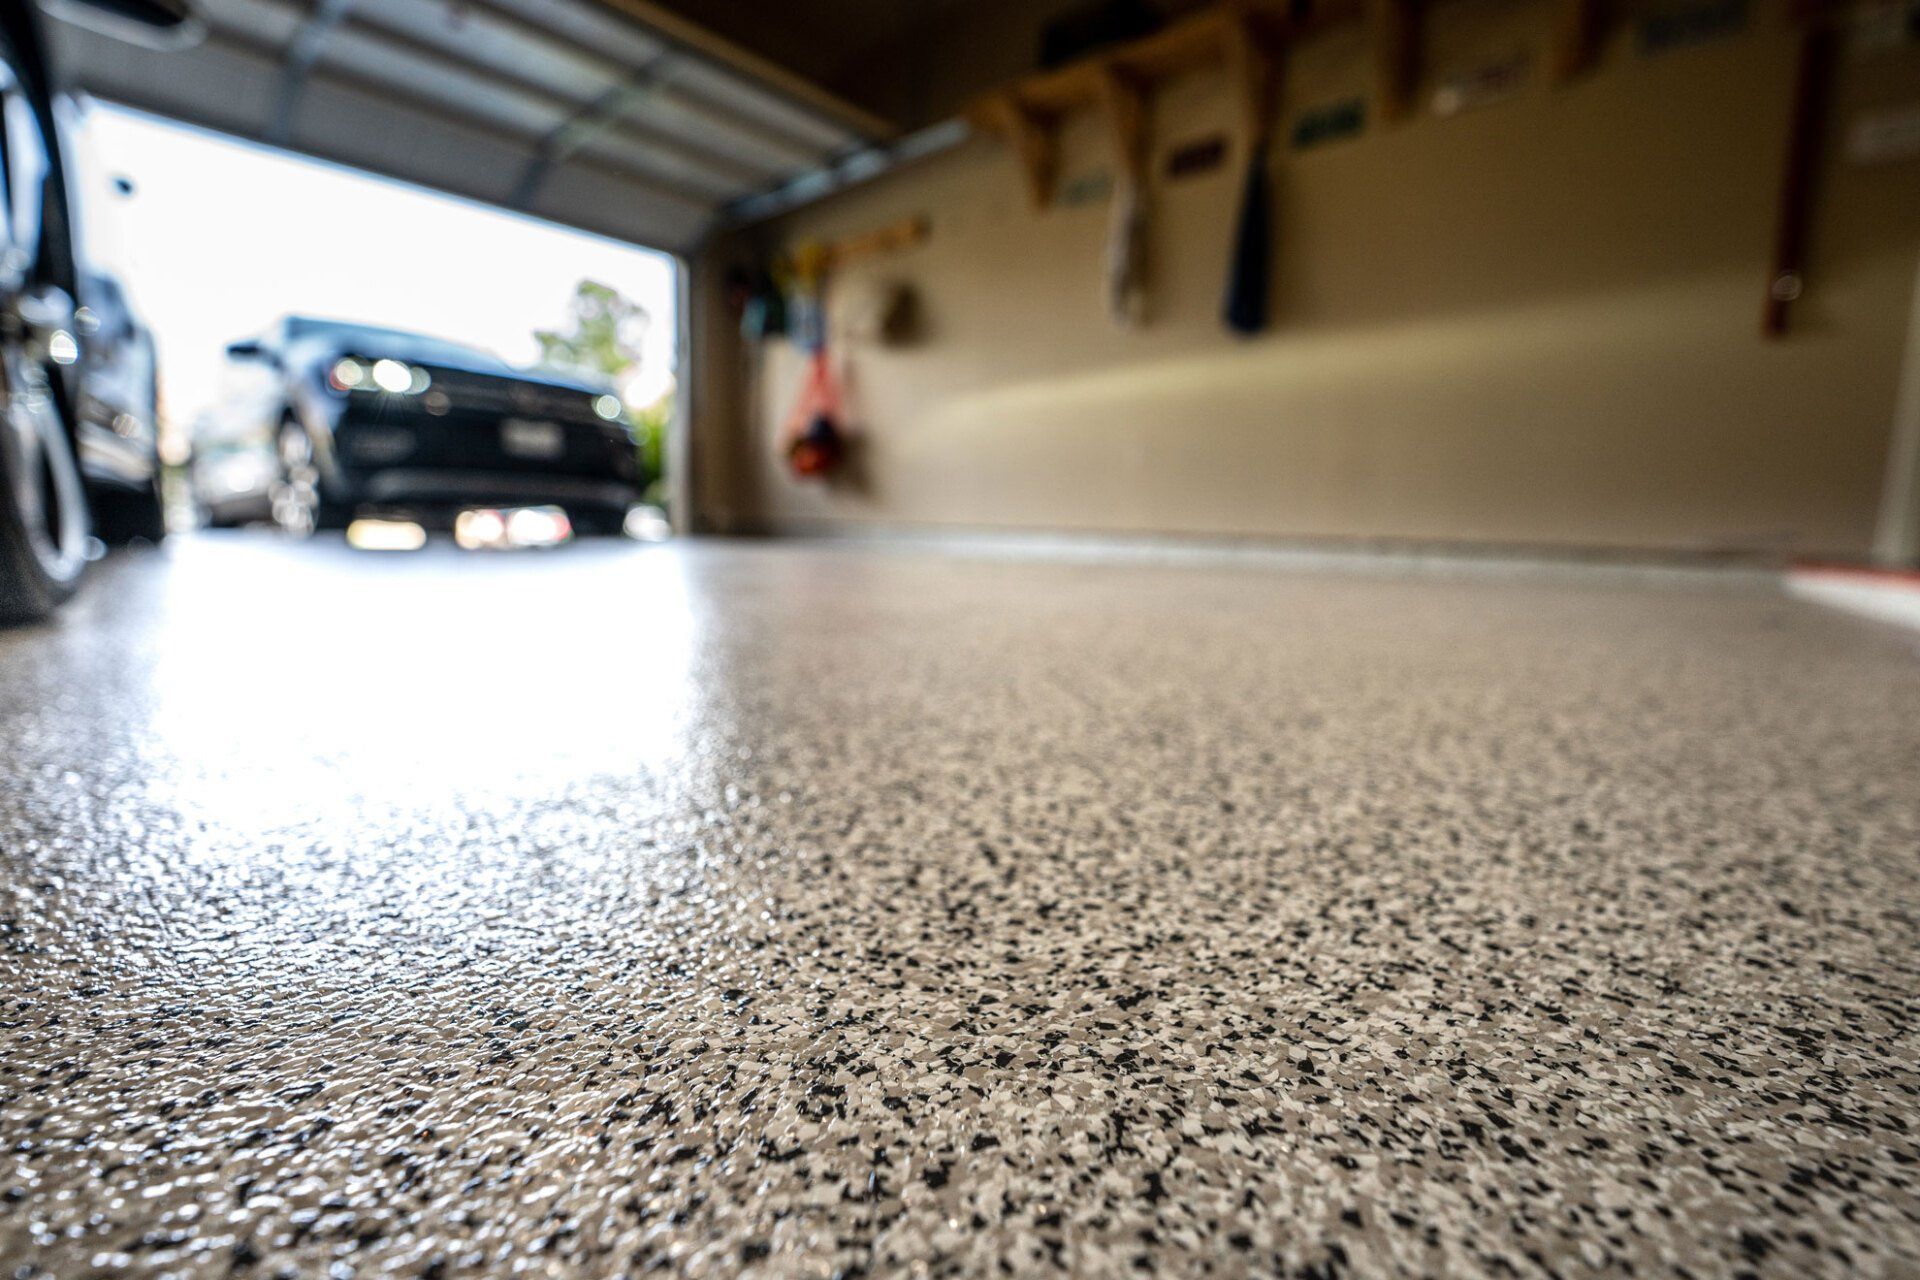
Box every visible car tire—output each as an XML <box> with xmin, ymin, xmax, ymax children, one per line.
<box><xmin>0</xmin><ymin>344</ymin><xmax>89</xmax><ymax>623</ymax></box>
<box><xmin>0</xmin><ymin>18</ymin><xmax>87</xmax><ymax>623</ymax></box>
<box><xmin>568</xmin><ymin>505</ymin><xmax>631</xmax><ymax>538</ymax></box>
<box><xmin>271</xmin><ymin>420</ymin><xmax>348</xmax><ymax>535</ymax></box>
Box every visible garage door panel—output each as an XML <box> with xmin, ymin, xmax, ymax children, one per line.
<box><xmin>476</xmin><ymin>0</ymin><xmax>674</xmax><ymax>84</ymax></box>
<box><xmin>284</xmin><ymin>77</ymin><xmax>703</xmax><ymax>244</ymax></box>
<box><xmin>43</xmin><ymin>0</ymin><xmax>887</xmax><ymax>252</ymax></box>
<box><xmin>530</xmin><ymin>158</ymin><xmax>711</xmax><ymax>249</ymax></box>
<box><xmin>48</xmin><ymin>24</ymin><xmax>284</xmax><ymax>140</ymax></box>
<box><xmin>304</xmin><ymin>24</ymin><xmax>568</xmax><ymax>139</ymax></box>
<box><xmin>659</xmin><ymin>57</ymin><xmax>856</xmax><ymax>155</ymax></box>
<box><xmin>286</xmin><ymin>77</ymin><xmax>545</xmax><ymax>205</ymax></box>
<box><xmin>621</xmin><ymin>83</ymin><xmax>827</xmax><ymax>175</ymax></box>
<box><xmin>578</xmin><ymin>129</ymin><xmax>759</xmax><ymax>202</ymax></box>
<box><xmin>192</xmin><ymin>0</ymin><xmax>304</xmax><ymax>45</ymax></box>
<box><xmin>353</xmin><ymin>0</ymin><xmax>624</xmax><ymax>106</ymax></box>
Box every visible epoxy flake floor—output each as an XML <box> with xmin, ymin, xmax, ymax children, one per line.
<box><xmin>3</xmin><ymin>535</ymin><xmax>1919</xmax><ymax>1280</ymax></box>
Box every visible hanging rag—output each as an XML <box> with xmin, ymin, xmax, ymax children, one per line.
<box><xmin>1104</xmin><ymin>171</ymin><xmax>1149</xmax><ymax>328</ymax></box>
<box><xmin>784</xmin><ymin>350</ymin><xmax>846</xmax><ymax>479</ymax></box>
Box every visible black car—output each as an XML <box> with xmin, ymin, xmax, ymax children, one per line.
<box><xmin>71</xmin><ymin>265</ymin><xmax>162</xmax><ymax>536</ymax></box>
<box><xmin>0</xmin><ymin>0</ymin><xmax>190</xmax><ymax>623</ymax></box>
<box><xmin>193</xmin><ymin>316</ymin><xmax>642</xmax><ymax>536</ymax></box>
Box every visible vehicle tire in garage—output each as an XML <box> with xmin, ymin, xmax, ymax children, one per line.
<box><xmin>568</xmin><ymin>505</ymin><xmax>631</xmax><ymax>538</ymax></box>
<box><xmin>0</xmin><ymin>21</ymin><xmax>87</xmax><ymax>623</ymax></box>
<box><xmin>0</xmin><ymin>345</ymin><xmax>88</xmax><ymax>622</ymax></box>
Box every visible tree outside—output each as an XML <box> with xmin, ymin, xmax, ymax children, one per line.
<box><xmin>534</xmin><ymin>280</ymin><xmax>671</xmax><ymax>510</ymax></box>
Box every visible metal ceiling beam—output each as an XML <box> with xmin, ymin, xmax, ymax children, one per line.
<box><xmin>510</xmin><ymin>53</ymin><xmax>675</xmax><ymax>208</ymax></box>
<box><xmin>723</xmin><ymin>118</ymin><xmax>971</xmax><ymax>228</ymax></box>
<box><xmin>270</xmin><ymin>0</ymin><xmax>357</xmax><ymax>145</ymax></box>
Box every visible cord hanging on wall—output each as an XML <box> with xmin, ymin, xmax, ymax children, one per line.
<box><xmin>1764</xmin><ymin>9</ymin><xmax>1839</xmax><ymax>337</ymax></box>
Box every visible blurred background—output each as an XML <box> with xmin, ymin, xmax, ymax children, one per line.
<box><xmin>0</xmin><ymin>0</ymin><xmax>1912</xmax><ymax>588</ymax></box>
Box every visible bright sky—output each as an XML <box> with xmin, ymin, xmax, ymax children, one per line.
<box><xmin>75</xmin><ymin>103</ymin><xmax>680</xmax><ymax>427</ymax></box>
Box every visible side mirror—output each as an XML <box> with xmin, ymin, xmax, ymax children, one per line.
<box><xmin>37</xmin><ymin>0</ymin><xmax>206</xmax><ymax>51</ymax></box>
<box><xmin>224</xmin><ymin>339</ymin><xmax>276</xmax><ymax>366</ymax></box>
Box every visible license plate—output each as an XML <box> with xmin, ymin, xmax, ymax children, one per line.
<box><xmin>502</xmin><ymin>419</ymin><xmax>564</xmax><ymax>459</ymax></box>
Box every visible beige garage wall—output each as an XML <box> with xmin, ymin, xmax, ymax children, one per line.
<box><xmin>692</xmin><ymin>2</ymin><xmax>1920</xmax><ymax>559</ymax></box>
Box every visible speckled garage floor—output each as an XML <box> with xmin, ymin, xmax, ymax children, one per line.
<box><xmin>2</xmin><ymin>535</ymin><xmax>1919</xmax><ymax>1280</ymax></box>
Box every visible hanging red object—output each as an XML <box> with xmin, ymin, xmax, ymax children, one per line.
<box><xmin>784</xmin><ymin>350</ymin><xmax>847</xmax><ymax>479</ymax></box>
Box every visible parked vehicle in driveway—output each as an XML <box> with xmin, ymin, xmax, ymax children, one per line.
<box><xmin>0</xmin><ymin>0</ymin><xmax>191</xmax><ymax>623</ymax></box>
<box><xmin>72</xmin><ymin>265</ymin><xmax>163</xmax><ymax>541</ymax></box>
<box><xmin>192</xmin><ymin>316</ymin><xmax>641</xmax><ymax>535</ymax></box>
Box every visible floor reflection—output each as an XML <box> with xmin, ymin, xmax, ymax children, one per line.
<box><xmin>144</xmin><ymin>531</ymin><xmax>700</xmax><ymax>830</ymax></box>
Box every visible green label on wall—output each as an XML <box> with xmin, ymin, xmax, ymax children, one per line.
<box><xmin>1292</xmin><ymin>98</ymin><xmax>1366</xmax><ymax>149</ymax></box>
<box><xmin>1638</xmin><ymin>0</ymin><xmax>1748</xmax><ymax>55</ymax></box>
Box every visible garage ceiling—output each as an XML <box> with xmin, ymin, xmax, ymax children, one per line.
<box><xmin>43</xmin><ymin>0</ymin><xmax>900</xmax><ymax>252</ymax></box>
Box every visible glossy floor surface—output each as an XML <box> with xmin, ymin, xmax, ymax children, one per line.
<box><xmin>3</xmin><ymin>535</ymin><xmax>1919</xmax><ymax>1279</ymax></box>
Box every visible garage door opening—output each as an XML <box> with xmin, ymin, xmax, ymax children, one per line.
<box><xmin>80</xmin><ymin>101</ymin><xmax>681</xmax><ymax>547</ymax></box>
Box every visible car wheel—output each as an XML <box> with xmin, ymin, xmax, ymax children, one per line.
<box><xmin>0</xmin><ymin>340</ymin><xmax>88</xmax><ymax>622</ymax></box>
<box><xmin>568</xmin><ymin>505</ymin><xmax>632</xmax><ymax>538</ymax></box>
<box><xmin>0</xmin><ymin>21</ymin><xmax>87</xmax><ymax>623</ymax></box>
